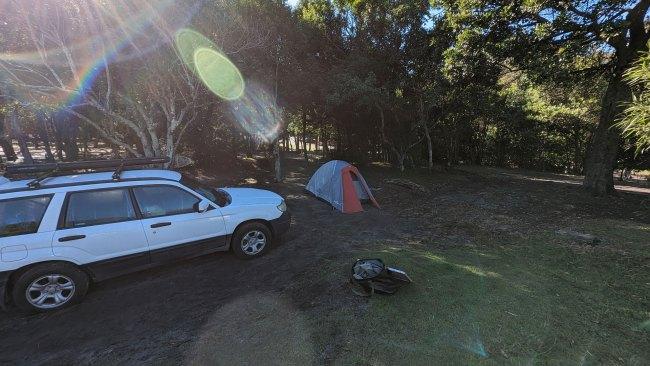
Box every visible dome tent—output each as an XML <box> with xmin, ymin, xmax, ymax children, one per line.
<box><xmin>306</xmin><ymin>160</ymin><xmax>379</xmax><ymax>213</ymax></box>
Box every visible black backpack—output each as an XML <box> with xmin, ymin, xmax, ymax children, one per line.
<box><xmin>349</xmin><ymin>259</ymin><xmax>412</xmax><ymax>297</ymax></box>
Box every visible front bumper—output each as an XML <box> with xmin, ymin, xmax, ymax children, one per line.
<box><xmin>0</xmin><ymin>271</ymin><xmax>10</xmax><ymax>311</ymax></box>
<box><xmin>270</xmin><ymin>211</ymin><xmax>291</xmax><ymax>236</ymax></box>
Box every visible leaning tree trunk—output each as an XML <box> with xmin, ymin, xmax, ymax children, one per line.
<box><xmin>0</xmin><ymin>138</ymin><xmax>16</xmax><ymax>162</ymax></box>
<box><xmin>583</xmin><ymin>73</ymin><xmax>629</xmax><ymax>195</ymax></box>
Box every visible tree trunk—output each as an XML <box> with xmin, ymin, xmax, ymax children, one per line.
<box><xmin>0</xmin><ymin>137</ymin><xmax>16</xmax><ymax>162</ymax></box>
<box><xmin>376</xmin><ymin>103</ymin><xmax>412</xmax><ymax>171</ymax></box>
<box><xmin>583</xmin><ymin>73</ymin><xmax>629</xmax><ymax>195</ymax></box>
<box><xmin>247</xmin><ymin>136</ymin><xmax>254</xmax><ymax>157</ymax></box>
<box><xmin>272</xmin><ymin>34</ymin><xmax>283</xmax><ymax>182</ymax></box>
<box><xmin>165</xmin><ymin>120</ymin><xmax>175</xmax><ymax>166</ymax></box>
<box><xmin>145</xmin><ymin>122</ymin><xmax>160</xmax><ymax>157</ymax></box>
<box><xmin>81</xmin><ymin>127</ymin><xmax>90</xmax><ymax>159</ymax></box>
<box><xmin>282</xmin><ymin>134</ymin><xmax>289</xmax><ymax>153</ymax></box>
<box><xmin>301</xmin><ymin>108</ymin><xmax>308</xmax><ymax>161</ymax></box>
<box><xmin>419</xmin><ymin>98</ymin><xmax>433</xmax><ymax>170</ymax></box>
<box><xmin>273</xmin><ymin>140</ymin><xmax>282</xmax><ymax>182</ymax></box>
<box><xmin>321</xmin><ymin>124</ymin><xmax>330</xmax><ymax>157</ymax></box>
<box><xmin>139</xmin><ymin>129</ymin><xmax>155</xmax><ymax>158</ymax></box>
<box><xmin>9</xmin><ymin>109</ymin><xmax>33</xmax><ymax>164</ymax></box>
<box><xmin>424</xmin><ymin>123</ymin><xmax>433</xmax><ymax>170</ymax></box>
<box><xmin>62</xmin><ymin>119</ymin><xmax>80</xmax><ymax>161</ymax></box>
<box><xmin>36</xmin><ymin>113</ymin><xmax>55</xmax><ymax>162</ymax></box>
<box><xmin>583</xmin><ymin>0</ymin><xmax>649</xmax><ymax>194</ymax></box>
<box><xmin>0</xmin><ymin>116</ymin><xmax>17</xmax><ymax>161</ymax></box>
<box><xmin>53</xmin><ymin>124</ymin><xmax>65</xmax><ymax>160</ymax></box>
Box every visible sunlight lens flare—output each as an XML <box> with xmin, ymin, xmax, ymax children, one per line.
<box><xmin>194</xmin><ymin>48</ymin><xmax>245</xmax><ymax>101</ymax></box>
<box><xmin>229</xmin><ymin>83</ymin><xmax>282</xmax><ymax>143</ymax></box>
<box><xmin>174</xmin><ymin>28</ymin><xmax>245</xmax><ymax>101</ymax></box>
<box><xmin>0</xmin><ymin>0</ymin><xmax>189</xmax><ymax>110</ymax></box>
<box><xmin>174</xmin><ymin>28</ymin><xmax>216</xmax><ymax>74</ymax></box>
<box><xmin>174</xmin><ymin>29</ymin><xmax>276</xmax><ymax>140</ymax></box>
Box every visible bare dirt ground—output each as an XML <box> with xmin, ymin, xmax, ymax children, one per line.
<box><xmin>0</xmin><ymin>155</ymin><xmax>648</xmax><ymax>365</ymax></box>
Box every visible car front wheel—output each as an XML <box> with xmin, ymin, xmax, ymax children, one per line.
<box><xmin>12</xmin><ymin>262</ymin><xmax>89</xmax><ymax>314</ymax></box>
<box><xmin>232</xmin><ymin>222</ymin><xmax>272</xmax><ymax>259</ymax></box>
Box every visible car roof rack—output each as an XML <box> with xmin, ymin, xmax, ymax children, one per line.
<box><xmin>4</xmin><ymin>157</ymin><xmax>170</xmax><ymax>188</ymax></box>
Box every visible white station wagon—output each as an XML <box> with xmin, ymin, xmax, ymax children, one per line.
<box><xmin>0</xmin><ymin>158</ymin><xmax>290</xmax><ymax>313</ymax></box>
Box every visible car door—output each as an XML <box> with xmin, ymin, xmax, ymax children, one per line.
<box><xmin>0</xmin><ymin>195</ymin><xmax>55</xmax><ymax>265</ymax></box>
<box><xmin>51</xmin><ymin>187</ymin><xmax>150</xmax><ymax>280</ymax></box>
<box><xmin>131</xmin><ymin>184</ymin><xmax>227</xmax><ymax>264</ymax></box>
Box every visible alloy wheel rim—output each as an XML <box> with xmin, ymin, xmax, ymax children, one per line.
<box><xmin>26</xmin><ymin>274</ymin><xmax>76</xmax><ymax>309</ymax></box>
<box><xmin>241</xmin><ymin>230</ymin><xmax>267</xmax><ymax>255</ymax></box>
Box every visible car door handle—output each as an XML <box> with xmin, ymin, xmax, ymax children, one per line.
<box><xmin>150</xmin><ymin>222</ymin><xmax>172</xmax><ymax>228</ymax></box>
<box><xmin>58</xmin><ymin>235</ymin><xmax>86</xmax><ymax>242</ymax></box>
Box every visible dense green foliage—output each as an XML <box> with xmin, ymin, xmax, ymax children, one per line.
<box><xmin>279</xmin><ymin>0</ymin><xmax>648</xmax><ymax>176</ymax></box>
<box><xmin>618</xmin><ymin>44</ymin><xmax>650</xmax><ymax>154</ymax></box>
<box><xmin>0</xmin><ymin>0</ymin><xmax>648</xmax><ymax>183</ymax></box>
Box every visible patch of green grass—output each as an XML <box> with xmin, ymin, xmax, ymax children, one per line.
<box><xmin>314</xmin><ymin>223</ymin><xmax>650</xmax><ymax>365</ymax></box>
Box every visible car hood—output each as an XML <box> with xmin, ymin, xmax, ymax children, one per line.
<box><xmin>220</xmin><ymin>187</ymin><xmax>282</xmax><ymax>206</ymax></box>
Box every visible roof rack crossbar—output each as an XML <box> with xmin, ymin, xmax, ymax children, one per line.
<box><xmin>5</xmin><ymin>157</ymin><xmax>170</xmax><ymax>179</ymax></box>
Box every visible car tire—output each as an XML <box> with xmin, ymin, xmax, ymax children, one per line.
<box><xmin>231</xmin><ymin>222</ymin><xmax>273</xmax><ymax>259</ymax></box>
<box><xmin>12</xmin><ymin>262</ymin><xmax>89</xmax><ymax>314</ymax></box>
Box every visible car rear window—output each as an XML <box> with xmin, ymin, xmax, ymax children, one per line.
<box><xmin>64</xmin><ymin>189</ymin><xmax>136</xmax><ymax>228</ymax></box>
<box><xmin>0</xmin><ymin>195</ymin><xmax>52</xmax><ymax>237</ymax></box>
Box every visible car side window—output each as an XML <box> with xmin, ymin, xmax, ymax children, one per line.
<box><xmin>65</xmin><ymin>189</ymin><xmax>136</xmax><ymax>228</ymax></box>
<box><xmin>0</xmin><ymin>195</ymin><xmax>52</xmax><ymax>237</ymax></box>
<box><xmin>132</xmin><ymin>185</ymin><xmax>199</xmax><ymax>218</ymax></box>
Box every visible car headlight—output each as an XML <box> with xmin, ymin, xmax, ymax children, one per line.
<box><xmin>277</xmin><ymin>200</ymin><xmax>287</xmax><ymax>212</ymax></box>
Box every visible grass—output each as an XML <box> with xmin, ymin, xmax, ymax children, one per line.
<box><xmin>311</xmin><ymin>221</ymin><xmax>650</xmax><ymax>365</ymax></box>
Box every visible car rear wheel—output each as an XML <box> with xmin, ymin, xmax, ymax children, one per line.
<box><xmin>12</xmin><ymin>262</ymin><xmax>89</xmax><ymax>314</ymax></box>
<box><xmin>232</xmin><ymin>222</ymin><xmax>272</xmax><ymax>259</ymax></box>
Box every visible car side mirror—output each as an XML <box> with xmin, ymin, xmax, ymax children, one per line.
<box><xmin>195</xmin><ymin>199</ymin><xmax>211</xmax><ymax>213</ymax></box>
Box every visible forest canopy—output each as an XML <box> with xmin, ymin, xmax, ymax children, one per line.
<box><xmin>0</xmin><ymin>0</ymin><xmax>648</xmax><ymax>194</ymax></box>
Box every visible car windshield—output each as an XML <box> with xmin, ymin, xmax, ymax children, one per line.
<box><xmin>180</xmin><ymin>175</ymin><xmax>230</xmax><ymax>207</ymax></box>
